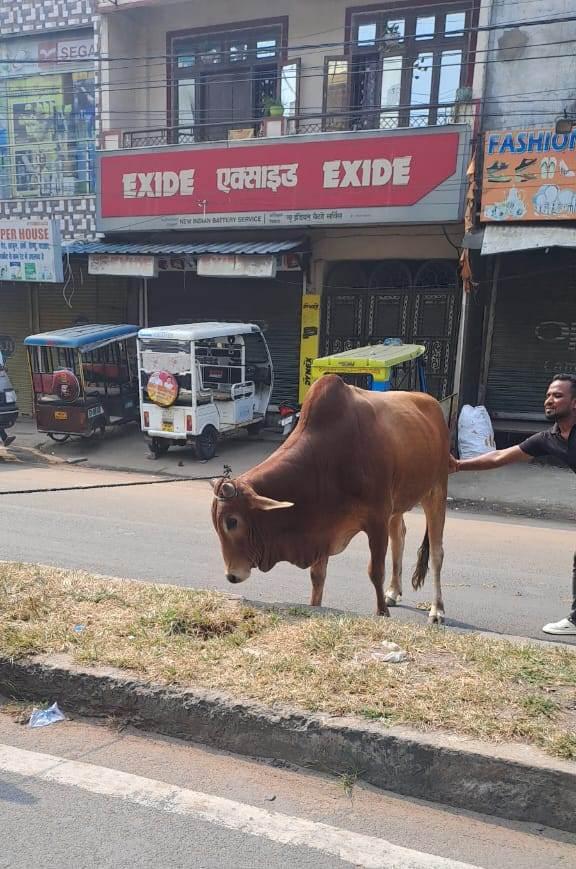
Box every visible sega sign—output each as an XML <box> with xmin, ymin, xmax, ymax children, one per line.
<box><xmin>39</xmin><ymin>37</ymin><xmax>94</xmax><ymax>63</ymax></box>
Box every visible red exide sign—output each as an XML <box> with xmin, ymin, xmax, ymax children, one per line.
<box><xmin>97</xmin><ymin>128</ymin><xmax>468</xmax><ymax>231</ymax></box>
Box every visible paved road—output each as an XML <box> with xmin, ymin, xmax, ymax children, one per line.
<box><xmin>0</xmin><ymin>464</ymin><xmax>574</xmax><ymax>643</ymax></box>
<box><xmin>0</xmin><ymin>708</ymin><xmax>574</xmax><ymax>869</ymax></box>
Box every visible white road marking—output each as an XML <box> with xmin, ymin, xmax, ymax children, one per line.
<box><xmin>0</xmin><ymin>743</ymin><xmax>480</xmax><ymax>869</ymax></box>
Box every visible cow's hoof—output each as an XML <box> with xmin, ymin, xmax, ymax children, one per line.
<box><xmin>378</xmin><ymin>608</ymin><xmax>391</xmax><ymax>618</ymax></box>
<box><xmin>428</xmin><ymin>611</ymin><xmax>445</xmax><ymax>626</ymax></box>
<box><xmin>385</xmin><ymin>595</ymin><xmax>401</xmax><ymax>608</ymax></box>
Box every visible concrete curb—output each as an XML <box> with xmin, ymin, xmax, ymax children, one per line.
<box><xmin>447</xmin><ymin>496</ymin><xmax>574</xmax><ymax>524</ymax></box>
<box><xmin>1</xmin><ymin>654</ymin><xmax>575</xmax><ymax>833</ymax></box>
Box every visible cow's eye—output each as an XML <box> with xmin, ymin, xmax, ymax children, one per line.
<box><xmin>225</xmin><ymin>517</ymin><xmax>238</xmax><ymax>531</ymax></box>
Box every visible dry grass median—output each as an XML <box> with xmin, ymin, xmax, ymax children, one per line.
<box><xmin>1</xmin><ymin>562</ymin><xmax>575</xmax><ymax>760</ymax></box>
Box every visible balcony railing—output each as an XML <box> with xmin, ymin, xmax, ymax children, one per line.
<box><xmin>118</xmin><ymin>103</ymin><xmax>463</xmax><ymax>150</ymax></box>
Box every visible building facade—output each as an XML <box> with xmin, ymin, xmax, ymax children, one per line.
<box><xmin>2</xmin><ymin>1</ymin><xmax>571</xmax><ymax>432</ymax></box>
<box><xmin>93</xmin><ymin>0</ymin><xmax>484</xmax><ymax>407</ymax></box>
<box><xmin>471</xmin><ymin>1</ymin><xmax>576</xmax><ymax>436</ymax></box>
<box><xmin>0</xmin><ymin>0</ymin><xmax>139</xmax><ymax>413</ymax></box>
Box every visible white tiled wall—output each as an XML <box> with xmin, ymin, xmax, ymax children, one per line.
<box><xmin>0</xmin><ymin>0</ymin><xmax>93</xmax><ymax>35</ymax></box>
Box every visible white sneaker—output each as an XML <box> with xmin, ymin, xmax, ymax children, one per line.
<box><xmin>542</xmin><ymin>618</ymin><xmax>576</xmax><ymax>636</ymax></box>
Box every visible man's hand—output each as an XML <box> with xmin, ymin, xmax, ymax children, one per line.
<box><xmin>452</xmin><ymin>445</ymin><xmax>532</xmax><ymax>472</ymax></box>
<box><xmin>449</xmin><ymin>454</ymin><xmax>460</xmax><ymax>474</ymax></box>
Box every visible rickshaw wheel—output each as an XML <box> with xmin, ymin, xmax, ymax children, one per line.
<box><xmin>48</xmin><ymin>432</ymin><xmax>70</xmax><ymax>443</ymax></box>
<box><xmin>148</xmin><ymin>437</ymin><xmax>170</xmax><ymax>457</ymax></box>
<box><xmin>195</xmin><ymin>426</ymin><xmax>218</xmax><ymax>461</ymax></box>
<box><xmin>82</xmin><ymin>426</ymin><xmax>105</xmax><ymax>441</ymax></box>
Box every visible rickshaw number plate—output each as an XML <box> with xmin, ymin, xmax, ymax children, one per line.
<box><xmin>88</xmin><ymin>405</ymin><xmax>103</xmax><ymax>419</ymax></box>
<box><xmin>54</xmin><ymin>411</ymin><xmax>68</xmax><ymax>420</ymax></box>
<box><xmin>162</xmin><ymin>421</ymin><xmax>174</xmax><ymax>432</ymax></box>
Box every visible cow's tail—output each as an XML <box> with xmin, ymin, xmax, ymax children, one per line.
<box><xmin>411</xmin><ymin>529</ymin><xmax>430</xmax><ymax>591</ymax></box>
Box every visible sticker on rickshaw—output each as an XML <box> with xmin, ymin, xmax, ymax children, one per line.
<box><xmin>147</xmin><ymin>370</ymin><xmax>179</xmax><ymax>407</ymax></box>
<box><xmin>52</xmin><ymin>369</ymin><xmax>80</xmax><ymax>403</ymax></box>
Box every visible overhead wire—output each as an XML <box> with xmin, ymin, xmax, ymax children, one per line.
<box><xmin>7</xmin><ymin>6</ymin><xmax>576</xmax><ymax>68</ymax></box>
<box><xmin>7</xmin><ymin>27</ymin><xmax>576</xmax><ymax>96</ymax></box>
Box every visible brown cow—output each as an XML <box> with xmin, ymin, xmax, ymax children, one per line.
<box><xmin>211</xmin><ymin>374</ymin><xmax>449</xmax><ymax>623</ymax></box>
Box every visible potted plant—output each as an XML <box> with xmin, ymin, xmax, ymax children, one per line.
<box><xmin>263</xmin><ymin>96</ymin><xmax>284</xmax><ymax>117</ymax></box>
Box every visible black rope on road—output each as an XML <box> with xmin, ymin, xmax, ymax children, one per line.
<box><xmin>0</xmin><ymin>476</ymin><xmax>218</xmax><ymax>496</ymax></box>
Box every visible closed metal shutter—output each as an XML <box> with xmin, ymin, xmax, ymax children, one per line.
<box><xmin>323</xmin><ymin>259</ymin><xmax>461</xmax><ymax>400</ymax></box>
<box><xmin>148</xmin><ymin>272</ymin><xmax>303</xmax><ymax>404</ymax></box>
<box><xmin>0</xmin><ymin>283</ymin><xmax>32</xmax><ymax>414</ymax></box>
<box><xmin>487</xmin><ymin>251</ymin><xmax>576</xmax><ymax>419</ymax></box>
<box><xmin>38</xmin><ymin>259</ymin><xmax>133</xmax><ymax>333</ymax></box>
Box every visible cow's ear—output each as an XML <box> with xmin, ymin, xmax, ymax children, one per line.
<box><xmin>252</xmin><ymin>494</ymin><xmax>294</xmax><ymax>511</ymax></box>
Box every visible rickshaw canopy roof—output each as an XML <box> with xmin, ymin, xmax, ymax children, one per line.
<box><xmin>138</xmin><ymin>322</ymin><xmax>262</xmax><ymax>342</ymax></box>
<box><xmin>24</xmin><ymin>324</ymin><xmax>139</xmax><ymax>352</ymax></box>
<box><xmin>313</xmin><ymin>343</ymin><xmax>426</xmax><ymax>372</ymax></box>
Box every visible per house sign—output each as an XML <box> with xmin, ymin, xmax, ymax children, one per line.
<box><xmin>97</xmin><ymin>127</ymin><xmax>470</xmax><ymax>231</ymax></box>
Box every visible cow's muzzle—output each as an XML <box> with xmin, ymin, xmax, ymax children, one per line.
<box><xmin>226</xmin><ymin>569</ymin><xmax>251</xmax><ymax>584</ymax></box>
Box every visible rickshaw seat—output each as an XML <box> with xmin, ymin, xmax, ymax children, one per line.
<box><xmin>194</xmin><ymin>364</ymin><xmax>214</xmax><ymax>404</ymax></box>
<box><xmin>104</xmin><ymin>363</ymin><xmax>125</xmax><ymax>381</ymax></box>
<box><xmin>83</xmin><ymin>363</ymin><xmax>127</xmax><ymax>383</ymax></box>
<box><xmin>33</xmin><ymin>373</ymin><xmax>54</xmax><ymax>394</ymax></box>
<box><xmin>213</xmin><ymin>387</ymin><xmax>233</xmax><ymax>401</ymax></box>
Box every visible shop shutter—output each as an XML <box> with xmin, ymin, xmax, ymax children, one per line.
<box><xmin>324</xmin><ymin>259</ymin><xmax>461</xmax><ymax>400</ymax></box>
<box><xmin>487</xmin><ymin>251</ymin><xmax>576</xmax><ymax>419</ymax></box>
<box><xmin>0</xmin><ymin>283</ymin><xmax>32</xmax><ymax>415</ymax></box>
<box><xmin>149</xmin><ymin>272</ymin><xmax>303</xmax><ymax>404</ymax></box>
<box><xmin>38</xmin><ymin>259</ymin><xmax>132</xmax><ymax>334</ymax></box>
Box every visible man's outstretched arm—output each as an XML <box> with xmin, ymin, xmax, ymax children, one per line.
<box><xmin>450</xmin><ymin>445</ymin><xmax>533</xmax><ymax>473</ymax></box>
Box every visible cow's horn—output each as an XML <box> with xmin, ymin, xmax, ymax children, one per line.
<box><xmin>252</xmin><ymin>494</ymin><xmax>294</xmax><ymax>511</ymax></box>
<box><xmin>219</xmin><ymin>481</ymin><xmax>237</xmax><ymax>499</ymax></box>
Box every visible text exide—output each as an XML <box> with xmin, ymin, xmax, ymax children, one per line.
<box><xmin>121</xmin><ymin>157</ymin><xmax>412</xmax><ymax>199</ymax></box>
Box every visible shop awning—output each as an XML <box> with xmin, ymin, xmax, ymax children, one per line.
<box><xmin>62</xmin><ymin>239</ymin><xmax>306</xmax><ymax>256</ymax></box>
<box><xmin>481</xmin><ymin>225</ymin><xmax>576</xmax><ymax>256</ymax></box>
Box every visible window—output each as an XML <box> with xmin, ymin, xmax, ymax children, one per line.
<box><xmin>346</xmin><ymin>4</ymin><xmax>473</xmax><ymax>130</ymax></box>
<box><xmin>323</xmin><ymin>58</ymin><xmax>350</xmax><ymax>131</ymax></box>
<box><xmin>171</xmin><ymin>23</ymin><xmax>287</xmax><ymax>142</ymax></box>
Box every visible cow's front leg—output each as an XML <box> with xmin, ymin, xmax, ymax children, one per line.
<box><xmin>310</xmin><ymin>557</ymin><xmax>328</xmax><ymax>607</ymax></box>
<box><xmin>385</xmin><ymin>513</ymin><xmax>406</xmax><ymax>607</ymax></box>
<box><xmin>367</xmin><ymin>525</ymin><xmax>390</xmax><ymax>617</ymax></box>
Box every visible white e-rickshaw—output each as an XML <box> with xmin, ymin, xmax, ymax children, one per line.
<box><xmin>137</xmin><ymin>322</ymin><xmax>273</xmax><ymax>459</ymax></box>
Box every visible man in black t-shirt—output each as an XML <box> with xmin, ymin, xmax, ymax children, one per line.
<box><xmin>451</xmin><ymin>374</ymin><xmax>576</xmax><ymax>637</ymax></box>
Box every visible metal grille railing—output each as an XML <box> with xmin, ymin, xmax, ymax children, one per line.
<box><xmin>119</xmin><ymin>103</ymin><xmax>459</xmax><ymax>149</ymax></box>
<box><xmin>122</xmin><ymin>126</ymin><xmax>196</xmax><ymax>148</ymax></box>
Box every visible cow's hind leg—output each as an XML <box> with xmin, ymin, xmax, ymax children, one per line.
<box><xmin>367</xmin><ymin>525</ymin><xmax>390</xmax><ymax>617</ymax></box>
<box><xmin>420</xmin><ymin>484</ymin><xmax>447</xmax><ymax>625</ymax></box>
<box><xmin>385</xmin><ymin>513</ymin><xmax>406</xmax><ymax>607</ymax></box>
<box><xmin>310</xmin><ymin>556</ymin><xmax>328</xmax><ymax>607</ymax></box>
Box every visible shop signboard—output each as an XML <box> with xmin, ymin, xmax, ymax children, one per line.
<box><xmin>0</xmin><ymin>32</ymin><xmax>94</xmax><ymax>77</ymax></box>
<box><xmin>88</xmin><ymin>254</ymin><xmax>157</xmax><ymax>277</ymax></box>
<box><xmin>0</xmin><ymin>31</ymin><xmax>95</xmax><ymax>200</ymax></box>
<box><xmin>97</xmin><ymin>127</ymin><xmax>469</xmax><ymax>231</ymax></box>
<box><xmin>0</xmin><ymin>218</ymin><xmax>63</xmax><ymax>283</ymax></box>
<box><xmin>482</xmin><ymin>128</ymin><xmax>576</xmax><ymax>222</ymax></box>
<box><xmin>197</xmin><ymin>255</ymin><xmax>276</xmax><ymax>278</ymax></box>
